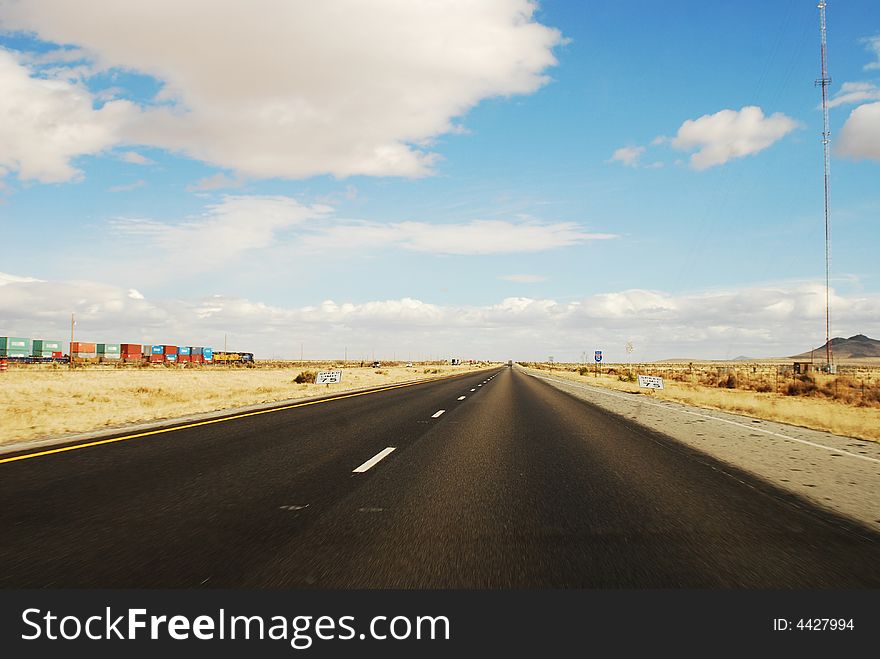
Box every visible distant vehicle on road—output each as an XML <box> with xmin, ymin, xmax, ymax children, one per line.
<box><xmin>405</xmin><ymin>362</ymin><xmax>413</xmax><ymax>368</ymax></box>
<box><xmin>371</xmin><ymin>361</ymin><xmax>382</xmax><ymax>368</ymax></box>
<box><xmin>507</xmin><ymin>360</ymin><xmax>513</xmax><ymax>367</ymax></box>
<box><xmin>451</xmin><ymin>358</ymin><xmax>461</xmax><ymax>365</ymax></box>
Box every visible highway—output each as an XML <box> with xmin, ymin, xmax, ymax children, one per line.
<box><xmin>1</xmin><ymin>366</ymin><xmax>879</xmax><ymax>588</ymax></box>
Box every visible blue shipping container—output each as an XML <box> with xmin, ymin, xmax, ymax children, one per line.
<box><xmin>178</xmin><ymin>346</ymin><xmax>191</xmax><ymax>355</ymax></box>
<box><xmin>151</xmin><ymin>345</ymin><xmax>164</xmax><ymax>355</ymax></box>
<box><xmin>203</xmin><ymin>348</ymin><xmax>213</xmax><ymax>360</ymax></box>
<box><xmin>165</xmin><ymin>353</ymin><xmax>178</xmax><ymax>362</ymax></box>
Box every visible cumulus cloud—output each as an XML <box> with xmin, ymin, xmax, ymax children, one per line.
<box><xmin>668</xmin><ymin>106</ymin><xmax>800</xmax><ymax>170</ymax></box>
<box><xmin>2</xmin><ymin>273</ymin><xmax>877</xmax><ymax>361</ymax></box>
<box><xmin>609</xmin><ymin>146</ymin><xmax>645</xmax><ymax>167</ymax></box>
<box><xmin>837</xmin><ymin>101</ymin><xmax>880</xmax><ymax>161</ymax></box>
<box><xmin>0</xmin><ymin>0</ymin><xmax>564</xmax><ymax>180</ymax></box>
<box><xmin>0</xmin><ymin>48</ymin><xmax>135</xmax><ymax>182</ymax></box>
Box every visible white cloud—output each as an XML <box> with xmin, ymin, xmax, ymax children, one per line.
<box><xmin>862</xmin><ymin>34</ymin><xmax>880</xmax><ymax>70</ymax></box>
<box><xmin>609</xmin><ymin>145</ymin><xmax>644</xmax><ymax>167</ymax></box>
<box><xmin>127</xmin><ymin>288</ymin><xmax>144</xmax><ymax>300</ymax></box>
<box><xmin>0</xmin><ymin>0</ymin><xmax>564</xmax><ymax>180</ymax></box>
<box><xmin>837</xmin><ymin>101</ymin><xmax>880</xmax><ymax>160</ymax></box>
<box><xmin>1</xmin><ymin>274</ymin><xmax>877</xmax><ymax>361</ymax></box>
<box><xmin>668</xmin><ymin>106</ymin><xmax>800</xmax><ymax>170</ymax></box>
<box><xmin>298</xmin><ymin>219</ymin><xmax>617</xmax><ymax>255</ymax></box>
<box><xmin>827</xmin><ymin>82</ymin><xmax>880</xmax><ymax>108</ymax></box>
<box><xmin>186</xmin><ymin>172</ymin><xmax>245</xmax><ymax>192</ymax></box>
<box><xmin>0</xmin><ymin>48</ymin><xmax>136</xmax><ymax>182</ymax></box>
<box><xmin>499</xmin><ymin>274</ymin><xmax>547</xmax><ymax>283</ymax></box>
<box><xmin>111</xmin><ymin>195</ymin><xmax>332</xmax><ymax>269</ymax></box>
<box><xmin>119</xmin><ymin>151</ymin><xmax>154</xmax><ymax>166</ymax></box>
<box><xmin>108</xmin><ymin>195</ymin><xmax>616</xmax><ymax>270</ymax></box>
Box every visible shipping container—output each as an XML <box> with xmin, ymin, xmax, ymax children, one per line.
<box><xmin>191</xmin><ymin>346</ymin><xmax>204</xmax><ymax>355</ymax></box>
<box><xmin>148</xmin><ymin>354</ymin><xmax>164</xmax><ymax>363</ymax></box>
<box><xmin>97</xmin><ymin>343</ymin><xmax>121</xmax><ymax>354</ymax></box>
<box><xmin>33</xmin><ymin>351</ymin><xmax>56</xmax><ymax>358</ymax></box>
<box><xmin>70</xmin><ymin>342</ymin><xmax>97</xmax><ymax>353</ymax></box>
<box><xmin>178</xmin><ymin>346</ymin><xmax>191</xmax><ymax>356</ymax></box>
<box><xmin>177</xmin><ymin>354</ymin><xmax>191</xmax><ymax>363</ymax></box>
<box><xmin>1</xmin><ymin>337</ymin><xmax>32</xmax><ymax>356</ymax></box>
<box><xmin>120</xmin><ymin>343</ymin><xmax>142</xmax><ymax>354</ymax></box>
<box><xmin>163</xmin><ymin>345</ymin><xmax>178</xmax><ymax>355</ymax></box>
<box><xmin>190</xmin><ymin>354</ymin><xmax>204</xmax><ymax>363</ymax></box>
<box><xmin>165</xmin><ymin>353</ymin><xmax>178</xmax><ymax>362</ymax></box>
<box><xmin>203</xmin><ymin>348</ymin><xmax>214</xmax><ymax>361</ymax></box>
<box><xmin>52</xmin><ymin>352</ymin><xmax>63</xmax><ymax>359</ymax></box>
<box><xmin>151</xmin><ymin>345</ymin><xmax>164</xmax><ymax>355</ymax></box>
<box><xmin>33</xmin><ymin>340</ymin><xmax>63</xmax><ymax>353</ymax></box>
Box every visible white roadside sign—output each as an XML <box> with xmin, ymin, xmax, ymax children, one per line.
<box><xmin>316</xmin><ymin>370</ymin><xmax>343</xmax><ymax>384</ymax></box>
<box><xmin>638</xmin><ymin>375</ymin><xmax>664</xmax><ymax>390</ymax></box>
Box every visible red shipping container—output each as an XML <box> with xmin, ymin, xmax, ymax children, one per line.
<box><xmin>70</xmin><ymin>342</ymin><xmax>97</xmax><ymax>353</ymax></box>
<box><xmin>190</xmin><ymin>354</ymin><xmax>204</xmax><ymax>364</ymax></box>
<box><xmin>52</xmin><ymin>352</ymin><xmax>62</xmax><ymax>358</ymax></box>
<box><xmin>120</xmin><ymin>343</ymin><xmax>142</xmax><ymax>354</ymax></box>
<box><xmin>163</xmin><ymin>345</ymin><xmax>178</xmax><ymax>355</ymax></box>
<box><xmin>177</xmin><ymin>355</ymin><xmax>191</xmax><ymax>363</ymax></box>
<box><xmin>148</xmin><ymin>354</ymin><xmax>164</xmax><ymax>362</ymax></box>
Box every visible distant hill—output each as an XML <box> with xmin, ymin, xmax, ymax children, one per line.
<box><xmin>789</xmin><ymin>334</ymin><xmax>880</xmax><ymax>360</ymax></box>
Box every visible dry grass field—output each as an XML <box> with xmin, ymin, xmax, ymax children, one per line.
<box><xmin>526</xmin><ymin>361</ymin><xmax>880</xmax><ymax>442</ymax></box>
<box><xmin>0</xmin><ymin>361</ymin><xmax>492</xmax><ymax>446</ymax></box>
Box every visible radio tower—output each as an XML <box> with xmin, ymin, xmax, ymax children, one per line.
<box><xmin>816</xmin><ymin>1</ymin><xmax>833</xmax><ymax>370</ymax></box>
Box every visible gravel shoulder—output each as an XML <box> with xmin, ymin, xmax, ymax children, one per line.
<box><xmin>523</xmin><ymin>367</ymin><xmax>880</xmax><ymax>532</ymax></box>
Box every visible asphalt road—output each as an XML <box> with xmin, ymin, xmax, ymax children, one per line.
<box><xmin>2</xmin><ymin>366</ymin><xmax>879</xmax><ymax>588</ymax></box>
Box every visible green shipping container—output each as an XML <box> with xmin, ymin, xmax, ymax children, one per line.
<box><xmin>97</xmin><ymin>343</ymin><xmax>121</xmax><ymax>354</ymax></box>
<box><xmin>0</xmin><ymin>337</ymin><xmax>32</xmax><ymax>352</ymax></box>
<box><xmin>33</xmin><ymin>340</ymin><xmax>63</xmax><ymax>353</ymax></box>
<box><xmin>33</xmin><ymin>351</ymin><xmax>56</xmax><ymax>358</ymax></box>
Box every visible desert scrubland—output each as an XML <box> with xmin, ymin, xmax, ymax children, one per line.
<box><xmin>0</xmin><ymin>362</ymin><xmax>493</xmax><ymax>446</ymax></box>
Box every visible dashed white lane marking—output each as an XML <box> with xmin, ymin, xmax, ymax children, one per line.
<box><xmin>478</xmin><ymin>384</ymin><xmax>482</xmax><ymax>387</ymax></box>
<box><xmin>531</xmin><ymin>373</ymin><xmax>880</xmax><ymax>466</ymax></box>
<box><xmin>280</xmin><ymin>504</ymin><xmax>309</xmax><ymax>511</ymax></box>
<box><xmin>432</xmin><ymin>409</ymin><xmax>446</xmax><ymax>418</ymax></box>
<box><xmin>470</xmin><ymin>388</ymin><xmax>476</xmax><ymax>392</ymax></box>
<box><xmin>352</xmin><ymin>447</ymin><xmax>397</xmax><ymax>473</ymax></box>
<box><xmin>457</xmin><ymin>396</ymin><xmax>466</xmax><ymax>400</ymax></box>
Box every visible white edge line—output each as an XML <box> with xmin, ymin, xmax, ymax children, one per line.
<box><xmin>457</xmin><ymin>396</ymin><xmax>466</xmax><ymax>400</ymax></box>
<box><xmin>432</xmin><ymin>409</ymin><xmax>446</xmax><ymax>418</ymax></box>
<box><xmin>530</xmin><ymin>373</ymin><xmax>880</xmax><ymax>465</ymax></box>
<box><xmin>352</xmin><ymin>446</ymin><xmax>396</xmax><ymax>473</ymax></box>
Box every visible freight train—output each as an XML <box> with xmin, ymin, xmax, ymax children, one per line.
<box><xmin>0</xmin><ymin>336</ymin><xmax>254</xmax><ymax>366</ymax></box>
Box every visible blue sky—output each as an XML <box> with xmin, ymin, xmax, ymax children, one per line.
<box><xmin>0</xmin><ymin>1</ymin><xmax>878</xmax><ymax>361</ymax></box>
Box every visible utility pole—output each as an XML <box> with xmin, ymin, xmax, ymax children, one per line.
<box><xmin>816</xmin><ymin>0</ymin><xmax>834</xmax><ymax>371</ymax></box>
<box><xmin>69</xmin><ymin>312</ymin><xmax>75</xmax><ymax>369</ymax></box>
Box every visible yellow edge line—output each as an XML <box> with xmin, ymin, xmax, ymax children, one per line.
<box><xmin>0</xmin><ymin>370</ymin><xmax>484</xmax><ymax>466</ymax></box>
